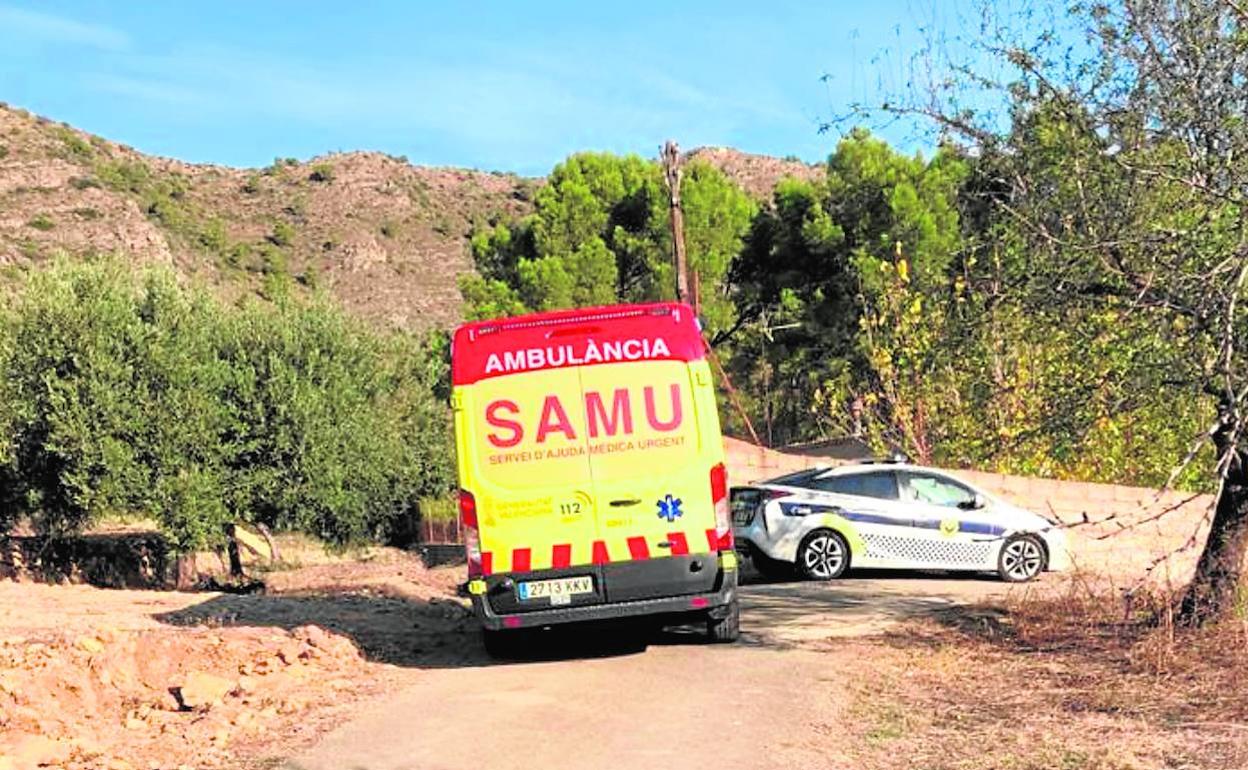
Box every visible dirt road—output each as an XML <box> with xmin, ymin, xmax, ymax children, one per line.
<box><xmin>284</xmin><ymin>572</ymin><xmax>1016</xmax><ymax>770</ymax></box>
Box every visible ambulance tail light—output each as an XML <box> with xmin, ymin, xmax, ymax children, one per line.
<box><xmin>711</xmin><ymin>463</ymin><xmax>733</xmax><ymax>550</ymax></box>
<box><xmin>460</xmin><ymin>490</ymin><xmax>483</xmax><ymax>577</ymax></box>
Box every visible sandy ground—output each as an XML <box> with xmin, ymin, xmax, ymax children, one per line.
<box><xmin>0</xmin><ymin>550</ymin><xmax>468</xmax><ymax>770</ymax></box>
<box><xmin>283</xmin><ymin>569</ymin><xmax>1019</xmax><ymax>770</ymax></box>
<box><xmin>7</xmin><ymin>555</ymin><xmax>1233</xmax><ymax>770</ymax></box>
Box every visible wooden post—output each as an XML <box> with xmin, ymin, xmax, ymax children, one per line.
<box><xmin>661</xmin><ymin>140</ymin><xmax>696</xmax><ymax>310</ymax></box>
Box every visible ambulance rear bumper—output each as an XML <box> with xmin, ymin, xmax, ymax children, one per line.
<box><xmin>471</xmin><ymin>570</ymin><xmax>737</xmax><ymax>631</ymax></box>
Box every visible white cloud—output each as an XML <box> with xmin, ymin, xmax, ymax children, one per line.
<box><xmin>0</xmin><ymin>5</ymin><xmax>128</xmax><ymax>50</ymax></box>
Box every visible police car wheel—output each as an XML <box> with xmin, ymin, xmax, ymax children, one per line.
<box><xmin>997</xmin><ymin>534</ymin><xmax>1046</xmax><ymax>583</ymax></box>
<box><xmin>797</xmin><ymin>530</ymin><xmax>850</xmax><ymax>581</ymax></box>
<box><xmin>706</xmin><ymin>597</ymin><xmax>740</xmax><ymax>643</ymax></box>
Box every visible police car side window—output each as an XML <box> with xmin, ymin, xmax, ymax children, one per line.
<box><xmin>814</xmin><ymin>472</ymin><xmax>899</xmax><ymax>500</ymax></box>
<box><xmin>904</xmin><ymin>473</ymin><xmax>975</xmax><ymax>508</ymax></box>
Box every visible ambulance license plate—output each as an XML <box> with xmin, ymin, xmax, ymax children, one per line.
<box><xmin>517</xmin><ymin>576</ymin><xmax>594</xmax><ymax>605</ymax></box>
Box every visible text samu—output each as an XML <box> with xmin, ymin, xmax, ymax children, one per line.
<box><xmin>484</xmin><ymin>385</ymin><xmax>683</xmax><ymax>448</ymax></box>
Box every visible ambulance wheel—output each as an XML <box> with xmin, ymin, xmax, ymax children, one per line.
<box><xmin>481</xmin><ymin>628</ymin><xmax>525</xmax><ymax>659</ymax></box>
<box><xmin>706</xmin><ymin>597</ymin><xmax>740</xmax><ymax>643</ymax></box>
<box><xmin>797</xmin><ymin>529</ymin><xmax>850</xmax><ymax>581</ymax></box>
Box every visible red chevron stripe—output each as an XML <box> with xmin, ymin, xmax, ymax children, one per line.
<box><xmin>512</xmin><ymin>548</ymin><xmax>531</xmax><ymax>573</ymax></box>
<box><xmin>552</xmin><ymin>543</ymin><xmax>572</xmax><ymax>569</ymax></box>
<box><xmin>705</xmin><ymin>528</ymin><xmax>719</xmax><ymax>551</ymax></box>
<box><xmin>667</xmin><ymin>532</ymin><xmax>689</xmax><ymax>555</ymax></box>
<box><xmin>592</xmin><ymin>540</ymin><xmax>610</xmax><ymax>564</ymax></box>
<box><xmin>481</xmin><ymin>551</ymin><xmax>493</xmax><ymax>576</ymax></box>
<box><xmin>627</xmin><ymin>536</ymin><xmax>650</xmax><ymax>560</ymax></box>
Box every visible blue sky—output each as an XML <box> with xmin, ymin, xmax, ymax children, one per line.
<box><xmin>0</xmin><ymin>1</ymin><xmax>950</xmax><ymax>175</ymax></box>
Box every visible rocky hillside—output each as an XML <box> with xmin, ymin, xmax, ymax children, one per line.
<box><xmin>687</xmin><ymin>146</ymin><xmax>822</xmax><ymax>199</ymax></box>
<box><xmin>0</xmin><ymin>105</ymin><xmax>823</xmax><ymax>329</ymax></box>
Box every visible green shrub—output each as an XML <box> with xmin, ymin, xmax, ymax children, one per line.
<box><xmin>94</xmin><ymin>159</ymin><xmax>151</xmax><ymax>194</ymax></box>
<box><xmin>241</xmin><ymin>175</ymin><xmax>261</xmax><ymax>194</ymax></box>
<box><xmin>70</xmin><ymin>176</ymin><xmax>100</xmax><ymax>190</ymax></box>
<box><xmin>0</xmin><ymin>258</ymin><xmax>453</xmax><ymax>550</ymax></box>
<box><xmin>0</xmin><ymin>145</ymin><xmax>8</xmax><ymax>159</ymax></box>
<box><xmin>298</xmin><ymin>265</ymin><xmax>321</xmax><ymax>290</ymax></box>
<box><xmin>26</xmin><ymin>214</ymin><xmax>54</xmax><ymax>231</ymax></box>
<box><xmin>308</xmin><ymin>163</ymin><xmax>335</xmax><ymax>183</ymax></box>
<box><xmin>17</xmin><ymin>239</ymin><xmax>41</xmax><ymax>260</ymax></box>
<box><xmin>269</xmin><ymin>220</ymin><xmax>296</xmax><ymax>247</ymax></box>
<box><xmin>52</xmin><ymin>126</ymin><xmax>93</xmax><ymax>160</ymax></box>
<box><xmin>380</xmin><ymin>220</ymin><xmax>400</xmax><ymax>239</ymax></box>
<box><xmin>198</xmin><ymin>218</ymin><xmax>228</xmax><ymax>253</ymax></box>
<box><xmin>72</xmin><ymin>207</ymin><xmax>101</xmax><ymax>221</ymax></box>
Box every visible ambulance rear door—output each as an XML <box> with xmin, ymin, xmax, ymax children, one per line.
<box><xmin>580</xmin><ymin>352</ymin><xmax>722</xmax><ymax>603</ymax></box>
<box><xmin>455</xmin><ymin>352</ymin><xmax>605</xmax><ymax>615</ymax></box>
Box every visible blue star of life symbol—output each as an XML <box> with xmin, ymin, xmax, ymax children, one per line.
<box><xmin>656</xmin><ymin>494</ymin><xmax>684</xmax><ymax>522</ymax></box>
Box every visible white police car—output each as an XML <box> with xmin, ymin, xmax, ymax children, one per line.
<box><xmin>731</xmin><ymin>462</ymin><xmax>1069</xmax><ymax>582</ymax></box>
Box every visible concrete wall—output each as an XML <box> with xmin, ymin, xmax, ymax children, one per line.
<box><xmin>723</xmin><ymin>437</ymin><xmax>1212</xmax><ymax>584</ymax></box>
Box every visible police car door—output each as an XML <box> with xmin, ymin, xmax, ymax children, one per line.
<box><xmin>896</xmin><ymin>470</ymin><xmax>996</xmax><ymax>570</ymax></box>
<box><xmin>810</xmin><ymin>471</ymin><xmax>913</xmax><ymax>569</ymax></box>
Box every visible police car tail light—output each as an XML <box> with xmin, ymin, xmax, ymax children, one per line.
<box><xmin>710</xmin><ymin>463</ymin><xmax>733</xmax><ymax>550</ymax></box>
<box><xmin>460</xmin><ymin>490</ymin><xmax>483</xmax><ymax>577</ymax></box>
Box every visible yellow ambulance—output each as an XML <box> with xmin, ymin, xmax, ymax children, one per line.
<box><xmin>451</xmin><ymin>302</ymin><xmax>739</xmax><ymax>654</ymax></box>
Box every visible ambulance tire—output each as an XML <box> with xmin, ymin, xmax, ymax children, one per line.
<box><xmin>706</xmin><ymin>596</ymin><xmax>740</xmax><ymax>643</ymax></box>
<box><xmin>481</xmin><ymin>628</ymin><xmax>526</xmax><ymax>659</ymax></box>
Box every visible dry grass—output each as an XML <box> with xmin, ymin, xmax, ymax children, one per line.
<box><xmin>843</xmin><ymin>581</ymin><xmax>1248</xmax><ymax>770</ymax></box>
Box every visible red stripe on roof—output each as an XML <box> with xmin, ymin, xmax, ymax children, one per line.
<box><xmin>667</xmin><ymin>532</ymin><xmax>689</xmax><ymax>555</ymax></box>
<box><xmin>552</xmin><ymin>543</ymin><xmax>572</xmax><ymax>569</ymax></box>
<box><xmin>627</xmin><ymin>537</ymin><xmax>650</xmax><ymax>560</ymax></box>
<box><xmin>512</xmin><ymin>548</ymin><xmax>531</xmax><ymax>573</ymax></box>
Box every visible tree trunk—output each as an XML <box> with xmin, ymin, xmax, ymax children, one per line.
<box><xmin>224</xmin><ymin>523</ymin><xmax>243</xmax><ymax>578</ymax></box>
<box><xmin>1178</xmin><ymin>446</ymin><xmax>1248</xmax><ymax>626</ymax></box>
<box><xmin>173</xmin><ymin>552</ymin><xmax>198</xmax><ymax>591</ymax></box>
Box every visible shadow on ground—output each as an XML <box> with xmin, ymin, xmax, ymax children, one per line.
<box><xmin>735</xmin><ymin>562</ymin><xmax>1013</xmax><ymax>647</ymax></box>
<box><xmin>153</xmin><ymin>589</ymin><xmax>725</xmax><ymax>670</ymax></box>
<box><xmin>155</xmin><ymin>564</ymin><xmax>1013</xmax><ymax>668</ymax></box>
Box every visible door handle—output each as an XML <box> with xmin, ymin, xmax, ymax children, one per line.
<box><xmin>657</xmin><ymin>541</ymin><xmax>673</xmax><ymax>549</ymax></box>
<box><xmin>610</xmin><ymin>498</ymin><xmax>642</xmax><ymax>507</ymax></box>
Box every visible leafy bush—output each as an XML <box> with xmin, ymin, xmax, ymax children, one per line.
<box><xmin>0</xmin><ymin>259</ymin><xmax>453</xmax><ymax>550</ymax></box>
<box><xmin>0</xmin><ymin>145</ymin><xmax>8</xmax><ymax>160</ymax></box>
<box><xmin>26</xmin><ymin>214</ymin><xmax>54</xmax><ymax>231</ymax></box>
<box><xmin>94</xmin><ymin>159</ymin><xmax>152</xmax><ymax>194</ymax></box>
<box><xmin>308</xmin><ymin>163</ymin><xmax>335</xmax><ymax>183</ymax></box>
<box><xmin>52</xmin><ymin>126</ymin><xmax>93</xmax><ymax>161</ymax></box>
<box><xmin>269</xmin><ymin>221</ymin><xmax>296</xmax><ymax>247</ymax></box>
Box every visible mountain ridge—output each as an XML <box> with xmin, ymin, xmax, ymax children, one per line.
<box><xmin>0</xmin><ymin>103</ymin><xmax>823</xmax><ymax>329</ymax></box>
